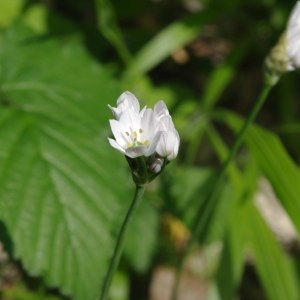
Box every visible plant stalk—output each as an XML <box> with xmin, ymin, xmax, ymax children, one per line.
<box><xmin>100</xmin><ymin>185</ymin><xmax>145</xmax><ymax>300</ymax></box>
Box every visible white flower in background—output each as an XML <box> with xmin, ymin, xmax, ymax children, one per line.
<box><xmin>265</xmin><ymin>2</ymin><xmax>300</xmax><ymax>83</ymax></box>
<box><xmin>286</xmin><ymin>1</ymin><xmax>300</xmax><ymax>70</ymax></box>
<box><xmin>108</xmin><ymin>91</ymin><xmax>180</xmax><ymax>162</ymax></box>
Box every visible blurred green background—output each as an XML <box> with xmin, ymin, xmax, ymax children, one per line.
<box><xmin>0</xmin><ymin>0</ymin><xmax>300</xmax><ymax>299</ymax></box>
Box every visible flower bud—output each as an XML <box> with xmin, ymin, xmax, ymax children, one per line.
<box><xmin>149</xmin><ymin>158</ymin><xmax>164</xmax><ymax>174</ymax></box>
<box><xmin>156</xmin><ymin>131</ymin><xmax>180</xmax><ymax>161</ymax></box>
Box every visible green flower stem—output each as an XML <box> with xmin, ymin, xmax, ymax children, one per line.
<box><xmin>100</xmin><ymin>185</ymin><xmax>145</xmax><ymax>300</ymax></box>
<box><xmin>171</xmin><ymin>82</ymin><xmax>273</xmax><ymax>300</ymax></box>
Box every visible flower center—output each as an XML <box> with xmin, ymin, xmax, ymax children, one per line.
<box><xmin>125</xmin><ymin>128</ymin><xmax>149</xmax><ymax>148</ymax></box>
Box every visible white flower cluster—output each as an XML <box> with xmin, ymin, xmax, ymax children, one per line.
<box><xmin>265</xmin><ymin>2</ymin><xmax>300</xmax><ymax>83</ymax></box>
<box><xmin>108</xmin><ymin>91</ymin><xmax>180</xmax><ymax>166</ymax></box>
<box><xmin>286</xmin><ymin>1</ymin><xmax>300</xmax><ymax>71</ymax></box>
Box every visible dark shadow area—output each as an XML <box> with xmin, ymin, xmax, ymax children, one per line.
<box><xmin>239</xmin><ymin>264</ymin><xmax>267</xmax><ymax>300</ymax></box>
<box><xmin>0</xmin><ymin>221</ymin><xmax>14</xmax><ymax>257</ymax></box>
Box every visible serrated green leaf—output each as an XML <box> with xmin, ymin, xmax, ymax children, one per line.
<box><xmin>0</xmin><ymin>22</ymin><xmax>130</xmax><ymax>300</ymax></box>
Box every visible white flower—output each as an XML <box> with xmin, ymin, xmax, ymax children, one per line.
<box><xmin>286</xmin><ymin>1</ymin><xmax>300</xmax><ymax>70</ymax></box>
<box><xmin>265</xmin><ymin>1</ymin><xmax>300</xmax><ymax>83</ymax></box>
<box><xmin>108</xmin><ymin>106</ymin><xmax>160</xmax><ymax>158</ymax></box>
<box><xmin>108</xmin><ymin>91</ymin><xmax>180</xmax><ymax>161</ymax></box>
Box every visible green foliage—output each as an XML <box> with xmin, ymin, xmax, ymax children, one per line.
<box><xmin>1</xmin><ymin>282</ymin><xmax>61</xmax><ymax>300</ymax></box>
<box><xmin>126</xmin><ymin>11</ymin><xmax>215</xmax><ymax>76</ymax></box>
<box><xmin>221</xmin><ymin>111</ymin><xmax>300</xmax><ymax>233</ymax></box>
<box><xmin>95</xmin><ymin>0</ymin><xmax>131</xmax><ymax>65</ymax></box>
<box><xmin>165</xmin><ymin>166</ymin><xmax>235</xmax><ymax>243</ymax></box>
<box><xmin>0</xmin><ymin>0</ymin><xmax>24</xmax><ymax>28</ymax></box>
<box><xmin>0</xmin><ymin>23</ymin><xmax>130</xmax><ymax>300</ymax></box>
<box><xmin>246</xmin><ymin>201</ymin><xmax>299</xmax><ymax>300</ymax></box>
<box><xmin>1</xmin><ymin>0</ymin><xmax>300</xmax><ymax>299</ymax></box>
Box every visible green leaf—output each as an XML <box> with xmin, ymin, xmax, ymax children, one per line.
<box><xmin>126</xmin><ymin>11</ymin><xmax>215</xmax><ymax>76</ymax></box>
<box><xmin>213</xmin><ymin>197</ymin><xmax>299</xmax><ymax>300</ymax></box>
<box><xmin>208</xmin><ymin>199</ymin><xmax>248</xmax><ymax>300</ymax></box>
<box><xmin>219</xmin><ymin>110</ymin><xmax>300</xmax><ymax>234</ymax></box>
<box><xmin>246</xmin><ymin>201</ymin><xmax>299</xmax><ymax>300</ymax></box>
<box><xmin>109</xmin><ymin>271</ymin><xmax>129</xmax><ymax>300</ymax></box>
<box><xmin>214</xmin><ymin>205</ymin><xmax>246</xmax><ymax>300</ymax></box>
<box><xmin>0</xmin><ymin>0</ymin><xmax>24</xmax><ymax>28</ymax></box>
<box><xmin>0</xmin><ymin>23</ymin><xmax>130</xmax><ymax>300</ymax></box>
<box><xmin>247</xmin><ymin>127</ymin><xmax>300</xmax><ymax>233</ymax></box>
<box><xmin>21</xmin><ymin>3</ymin><xmax>48</xmax><ymax>33</ymax></box>
<box><xmin>165</xmin><ymin>166</ymin><xmax>215</xmax><ymax>226</ymax></box>
<box><xmin>165</xmin><ymin>165</ymin><xmax>235</xmax><ymax>243</ymax></box>
<box><xmin>212</xmin><ymin>159</ymin><xmax>259</xmax><ymax>300</ymax></box>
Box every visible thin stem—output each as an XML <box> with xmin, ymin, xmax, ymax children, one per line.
<box><xmin>215</xmin><ymin>84</ymin><xmax>272</xmax><ymax>178</ymax></box>
<box><xmin>171</xmin><ymin>83</ymin><xmax>273</xmax><ymax>300</ymax></box>
<box><xmin>100</xmin><ymin>185</ymin><xmax>145</xmax><ymax>300</ymax></box>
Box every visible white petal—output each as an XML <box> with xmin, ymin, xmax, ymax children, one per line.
<box><xmin>126</xmin><ymin>145</ymin><xmax>148</xmax><ymax>158</ymax></box>
<box><xmin>141</xmin><ymin>108</ymin><xmax>157</xmax><ymax>141</ymax></box>
<box><xmin>154</xmin><ymin>100</ymin><xmax>170</xmax><ymax>119</ymax></box>
<box><xmin>108</xmin><ymin>138</ymin><xmax>126</xmax><ymax>155</ymax></box>
<box><xmin>288</xmin><ymin>2</ymin><xmax>300</xmax><ymax>28</ymax></box>
<box><xmin>117</xmin><ymin>91</ymin><xmax>140</xmax><ymax>113</ymax></box>
<box><xmin>109</xmin><ymin>119</ymin><xmax>130</xmax><ymax>147</ymax></box>
<box><xmin>287</xmin><ymin>2</ymin><xmax>300</xmax><ymax>69</ymax></box>
<box><xmin>108</xmin><ymin>91</ymin><xmax>141</xmax><ymax>120</ymax></box>
<box><xmin>140</xmin><ymin>106</ymin><xmax>147</xmax><ymax>117</ymax></box>
<box><xmin>119</xmin><ymin>107</ymin><xmax>141</xmax><ymax>132</ymax></box>
<box><xmin>156</xmin><ymin>131</ymin><xmax>180</xmax><ymax>161</ymax></box>
<box><xmin>108</xmin><ymin>104</ymin><xmax>122</xmax><ymax>120</ymax></box>
<box><xmin>145</xmin><ymin>131</ymin><xmax>162</xmax><ymax>157</ymax></box>
<box><xmin>287</xmin><ymin>30</ymin><xmax>300</xmax><ymax>66</ymax></box>
<box><xmin>158</xmin><ymin>115</ymin><xmax>175</xmax><ymax>132</ymax></box>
